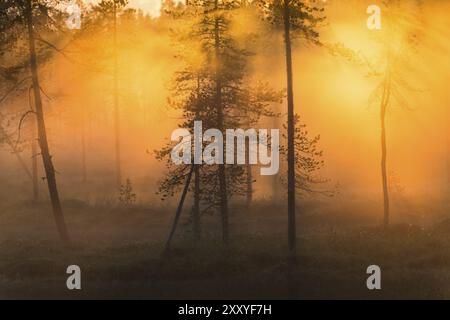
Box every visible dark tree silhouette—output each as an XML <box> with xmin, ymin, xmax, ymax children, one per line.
<box><xmin>2</xmin><ymin>0</ymin><xmax>69</xmax><ymax>243</ymax></box>
<box><xmin>255</xmin><ymin>0</ymin><xmax>325</xmax><ymax>252</ymax></box>
<box><xmin>157</xmin><ymin>0</ymin><xmax>280</xmax><ymax>247</ymax></box>
<box><xmin>281</xmin><ymin>115</ymin><xmax>331</xmax><ymax>197</ymax></box>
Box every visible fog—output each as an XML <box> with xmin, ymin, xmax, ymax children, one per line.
<box><xmin>1</xmin><ymin>1</ymin><xmax>448</xmax><ymax>208</ymax></box>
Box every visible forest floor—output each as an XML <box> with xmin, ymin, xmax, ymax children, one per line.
<box><xmin>1</xmin><ymin>196</ymin><xmax>450</xmax><ymax>299</ymax></box>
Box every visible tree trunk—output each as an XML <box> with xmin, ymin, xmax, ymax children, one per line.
<box><xmin>81</xmin><ymin>102</ymin><xmax>87</xmax><ymax>183</ymax></box>
<box><xmin>245</xmin><ymin>140</ymin><xmax>253</xmax><ymax>207</ymax></box>
<box><xmin>113</xmin><ymin>0</ymin><xmax>121</xmax><ymax>187</ymax></box>
<box><xmin>193</xmin><ymin>164</ymin><xmax>201</xmax><ymax>240</ymax></box>
<box><xmin>245</xmin><ymin>126</ymin><xmax>253</xmax><ymax>207</ymax></box>
<box><xmin>272</xmin><ymin>110</ymin><xmax>280</xmax><ymax>202</ymax></box>
<box><xmin>380</xmin><ymin>66</ymin><xmax>392</xmax><ymax>227</ymax></box>
<box><xmin>31</xmin><ymin>119</ymin><xmax>39</xmax><ymax>200</ymax></box>
<box><xmin>447</xmin><ymin>106</ymin><xmax>450</xmax><ymax>185</ymax></box>
<box><xmin>193</xmin><ymin>75</ymin><xmax>201</xmax><ymax>241</ymax></box>
<box><xmin>25</xmin><ymin>0</ymin><xmax>70</xmax><ymax>243</ymax></box>
<box><xmin>446</xmin><ymin>97</ymin><xmax>450</xmax><ymax>189</ymax></box>
<box><xmin>165</xmin><ymin>164</ymin><xmax>195</xmax><ymax>252</ymax></box>
<box><xmin>380</xmin><ymin>109</ymin><xmax>389</xmax><ymax>227</ymax></box>
<box><xmin>283</xmin><ymin>0</ymin><xmax>296</xmax><ymax>252</ymax></box>
<box><xmin>246</xmin><ymin>163</ymin><xmax>253</xmax><ymax>207</ymax></box>
<box><xmin>214</xmin><ymin>0</ymin><xmax>229</xmax><ymax>244</ymax></box>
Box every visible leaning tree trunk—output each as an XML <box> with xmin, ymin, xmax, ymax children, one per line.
<box><xmin>25</xmin><ymin>0</ymin><xmax>70</xmax><ymax>243</ymax></box>
<box><xmin>31</xmin><ymin>119</ymin><xmax>39</xmax><ymax>200</ymax></box>
<box><xmin>165</xmin><ymin>164</ymin><xmax>195</xmax><ymax>252</ymax></box>
<box><xmin>283</xmin><ymin>0</ymin><xmax>296</xmax><ymax>252</ymax></box>
<box><xmin>380</xmin><ymin>66</ymin><xmax>392</xmax><ymax>227</ymax></box>
<box><xmin>113</xmin><ymin>0</ymin><xmax>121</xmax><ymax>187</ymax></box>
<box><xmin>214</xmin><ymin>1</ymin><xmax>229</xmax><ymax>244</ymax></box>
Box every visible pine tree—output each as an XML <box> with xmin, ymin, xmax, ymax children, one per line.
<box><xmin>0</xmin><ymin>0</ymin><xmax>71</xmax><ymax>243</ymax></box>
<box><xmin>255</xmin><ymin>0</ymin><xmax>326</xmax><ymax>252</ymax></box>
<box><xmin>281</xmin><ymin>115</ymin><xmax>331</xmax><ymax>197</ymax></box>
<box><xmin>158</xmin><ymin>0</ymin><xmax>280</xmax><ymax>248</ymax></box>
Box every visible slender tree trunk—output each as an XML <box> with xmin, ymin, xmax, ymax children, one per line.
<box><xmin>193</xmin><ymin>75</ymin><xmax>201</xmax><ymax>241</ymax></box>
<box><xmin>31</xmin><ymin>120</ymin><xmax>39</xmax><ymax>200</ymax></box>
<box><xmin>245</xmin><ymin>135</ymin><xmax>253</xmax><ymax>207</ymax></box>
<box><xmin>165</xmin><ymin>164</ymin><xmax>195</xmax><ymax>252</ymax></box>
<box><xmin>25</xmin><ymin>0</ymin><xmax>70</xmax><ymax>243</ymax></box>
<box><xmin>81</xmin><ymin>102</ymin><xmax>87</xmax><ymax>183</ymax></box>
<box><xmin>380</xmin><ymin>65</ymin><xmax>392</xmax><ymax>227</ymax></box>
<box><xmin>193</xmin><ymin>164</ymin><xmax>201</xmax><ymax>240</ymax></box>
<box><xmin>446</xmin><ymin>97</ymin><xmax>450</xmax><ymax>188</ymax></box>
<box><xmin>113</xmin><ymin>0</ymin><xmax>121</xmax><ymax>187</ymax></box>
<box><xmin>245</xmin><ymin>120</ymin><xmax>253</xmax><ymax>207</ymax></box>
<box><xmin>214</xmin><ymin>0</ymin><xmax>229</xmax><ymax>244</ymax></box>
<box><xmin>283</xmin><ymin>0</ymin><xmax>296</xmax><ymax>252</ymax></box>
<box><xmin>246</xmin><ymin>163</ymin><xmax>253</xmax><ymax>207</ymax></box>
<box><xmin>380</xmin><ymin>110</ymin><xmax>389</xmax><ymax>227</ymax></box>
<box><xmin>272</xmin><ymin>110</ymin><xmax>280</xmax><ymax>202</ymax></box>
<box><xmin>81</xmin><ymin>122</ymin><xmax>87</xmax><ymax>183</ymax></box>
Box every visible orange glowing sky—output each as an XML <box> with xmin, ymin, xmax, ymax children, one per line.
<box><xmin>84</xmin><ymin>0</ymin><xmax>185</xmax><ymax>17</ymax></box>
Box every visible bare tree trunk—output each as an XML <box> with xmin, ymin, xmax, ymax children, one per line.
<box><xmin>214</xmin><ymin>0</ymin><xmax>229</xmax><ymax>244</ymax></box>
<box><xmin>380</xmin><ymin>109</ymin><xmax>389</xmax><ymax>227</ymax></box>
<box><xmin>31</xmin><ymin>119</ymin><xmax>39</xmax><ymax>200</ymax></box>
<box><xmin>283</xmin><ymin>0</ymin><xmax>296</xmax><ymax>252</ymax></box>
<box><xmin>380</xmin><ymin>66</ymin><xmax>392</xmax><ymax>227</ymax></box>
<box><xmin>81</xmin><ymin>102</ymin><xmax>87</xmax><ymax>183</ymax></box>
<box><xmin>246</xmin><ymin>163</ymin><xmax>253</xmax><ymax>207</ymax></box>
<box><xmin>165</xmin><ymin>164</ymin><xmax>195</xmax><ymax>252</ymax></box>
<box><xmin>193</xmin><ymin>164</ymin><xmax>201</xmax><ymax>240</ymax></box>
<box><xmin>272</xmin><ymin>109</ymin><xmax>281</xmax><ymax>202</ymax></box>
<box><xmin>113</xmin><ymin>0</ymin><xmax>121</xmax><ymax>187</ymax></box>
<box><xmin>245</xmin><ymin>158</ymin><xmax>253</xmax><ymax>207</ymax></box>
<box><xmin>446</xmin><ymin>97</ymin><xmax>450</xmax><ymax>189</ymax></box>
<box><xmin>193</xmin><ymin>75</ymin><xmax>201</xmax><ymax>241</ymax></box>
<box><xmin>245</xmin><ymin>123</ymin><xmax>253</xmax><ymax>207</ymax></box>
<box><xmin>25</xmin><ymin>0</ymin><xmax>70</xmax><ymax>243</ymax></box>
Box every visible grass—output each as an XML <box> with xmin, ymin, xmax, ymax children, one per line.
<box><xmin>1</xmin><ymin>198</ymin><xmax>450</xmax><ymax>299</ymax></box>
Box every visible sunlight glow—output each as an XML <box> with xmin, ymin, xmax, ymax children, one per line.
<box><xmin>83</xmin><ymin>0</ymin><xmax>185</xmax><ymax>18</ymax></box>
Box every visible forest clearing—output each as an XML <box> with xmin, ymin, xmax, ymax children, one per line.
<box><xmin>1</xmin><ymin>191</ymin><xmax>450</xmax><ymax>299</ymax></box>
